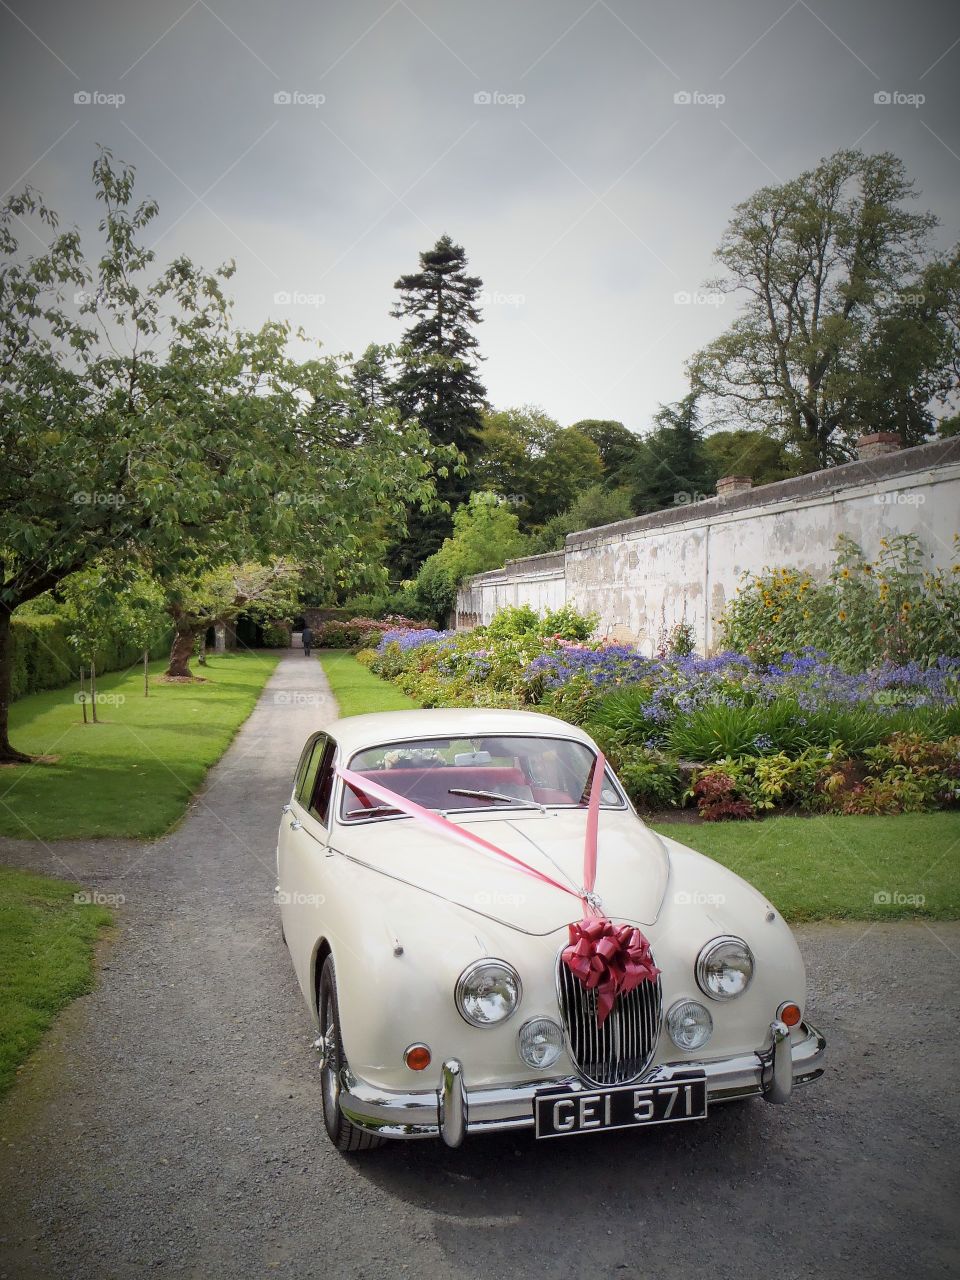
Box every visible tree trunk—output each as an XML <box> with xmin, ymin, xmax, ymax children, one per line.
<box><xmin>0</xmin><ymin>607</ymin><xmax>32</xmax><ymax>763</ymax></box>
<box><xmin>197</xmin><ymin>633</ymin><xmax>207</xmax><ymax>666</ymax></box>
<box><xmin>166</xmin><ymin>618</ymin><xmax>200</xmax><ymax>678</ymax></box>
<box><xmin>80</xmin><ymin>666</ymin><xmax>88</xmax><ymax>724</ymax></box>
<box><xmin>90</xmin><ymin>661</ymin><xmax>98</xmax><ymax>723</ymax></box>
<box><xmin>143</xmin><ymin>647</ymin><xmax>149</xmax><ymax>697</ymax></box>
<box><xmin>214</xmin><ymin>623</ymin><xmax>226</xmax><ymax>654</ymax></box>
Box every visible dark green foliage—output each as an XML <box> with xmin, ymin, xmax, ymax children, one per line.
<box><xmin>625</xmin><ymin>394</ymin><xmax>718</xmax><ymax>515</ymax></box>
<box><xmin>526</xmin><ymin>484</ymin><xmax>634</xmax><ymax>554</ymax></box>
<box><xmin>390</xmin><ymin>235</ymin><xmax>487</xmax><ymax>572</ymax></box>
<box><xmin>568</xmin><ymin>420</ymin><xmax>643</xmax><ymax>488</ymax></box>
<box><xmin>702</xmin><ymin>429</ymin><xmax>801</xmax><ymax>487</ymax></box>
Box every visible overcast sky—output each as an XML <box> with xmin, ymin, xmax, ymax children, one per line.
<box><xmin>1</xmin><ymin>0</ymin><xmax>958</xmax><ymax>432</ymax></box>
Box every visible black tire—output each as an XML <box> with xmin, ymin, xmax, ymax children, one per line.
<box><xmin>317</xmin><ymin>956</ymin><xmax>384</xmax><ymax>1153</ymax></box>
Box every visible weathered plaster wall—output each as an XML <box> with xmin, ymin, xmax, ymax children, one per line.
<box><xmin>456</xmin><ymin>438</ymin><xmax>960</xmax><ymax>655</ymax></box>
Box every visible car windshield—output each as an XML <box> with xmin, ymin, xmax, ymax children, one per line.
<box><xmin>339</xmin><ymin>735</ymin><xmax>624</xmax><ymax>821</ymax></box>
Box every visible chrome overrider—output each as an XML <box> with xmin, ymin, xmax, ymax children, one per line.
<box><xmin>336</xmin><ymin>1018</ymin><xmax>826</xmax><ymax>1148</ymax></box>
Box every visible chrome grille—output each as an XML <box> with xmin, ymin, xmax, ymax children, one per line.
<box><xmin>556</xmin><ymin>953</ymin><xmax>662</xmax><ymax>1086</ymax></box>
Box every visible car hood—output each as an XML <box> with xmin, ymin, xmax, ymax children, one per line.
<box><xmin>333</xmin><ymin>808</ymin><xmax>670</xmax><ymax>935</ymax></box>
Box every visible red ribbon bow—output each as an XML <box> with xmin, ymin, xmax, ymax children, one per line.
<box><xmin>562</xmin><ymin>918</ymin><xmax>660</xmax><ymax>1025</ymax></box>
<box><xmin>560</xmin><ymin>752</ymin><xmax>659</xmax><ymax>1025</ymax></box>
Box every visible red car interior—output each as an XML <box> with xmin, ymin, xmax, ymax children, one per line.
<box><xmin>348</xmin><ymin>766</ymin><xmax>576</xmax><ymax>810</ymax></box>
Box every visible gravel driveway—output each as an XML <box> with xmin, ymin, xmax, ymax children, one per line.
<box><xmin>1</xmin><ymin>652</ymin><xmax>957</xmax><ymax>1280</ymax></box>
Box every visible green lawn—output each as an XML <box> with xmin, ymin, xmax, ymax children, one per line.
<box><xmin>0</xmin><ymin>651</ymin><xmax>280</xmax><ymax>840</ymax></box>
<box><xmin>651</xmin><ymin>812</ymin><xmax>960</xmax><ymax>921</ymax></box>
<box><xmin>319</xmin><ymin>649</ymin><xmax>421</xmax><ymax>716</ymax></box>
<box><xmin>321</xmin><ymin>653</ymin><xmax>960</xmax><ymax>921</ymax></box>
<box><xmin>0</xmin><ymin>867</ymin><xmax>112</xmax><ymax>1095</ymax></box>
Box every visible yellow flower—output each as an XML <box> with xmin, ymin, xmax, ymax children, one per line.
<box><xmin>841</xmin><ymin>568</ymin><xmax>851</xmax><ymax>579</ymax></box>
<box><xmin>838</xmin><ymin>610</ymin><xmax>847</xmax><ymax>621</ymax></box>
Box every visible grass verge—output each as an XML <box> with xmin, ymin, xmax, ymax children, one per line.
<box><xmin>0</xmin><ymin>867</ymin><xmax>112</xmax><ymax>1095</ymax></box>
<box><xmin>650</xmin><ymin>811</ymin><xmax>960</xmax><ymax>921</ymax></box>
<box><xmin>0</xmin><ymin>651</ymin><xmax>281</xmax><ymax>840</ymax></box>
<box><xmin>319</xmin><ymin>649</ymin><xmax>421</xmax><ymax>716</ymax></box>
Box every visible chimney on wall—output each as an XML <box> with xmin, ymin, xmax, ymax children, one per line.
<box><xmin>856</xmin><ymin>432</ymin><xmax>901</xmax><ymax>461</ymax></box>
<box><xmin>716</xmin><ymin>474</ymin><xmax>753</xmax><ymax>499</ymax></box>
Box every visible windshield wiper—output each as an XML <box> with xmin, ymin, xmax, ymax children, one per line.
<box><xmin>345</xmin><ymin>805</ymin><xmax>403</xmax><ymax>818</ymax></box>
<box><xmin>447</xmin><ymin>788</ymin><xmax>545</xmax><ymax>812</ymax></box>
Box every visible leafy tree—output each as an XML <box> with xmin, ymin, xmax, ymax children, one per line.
<box><xmin>390</xmin><ymin>235</ymin><xmax>487</xmax><ymax>573</ymax></box>
<box><xmin>526</xmin><ymin>483</ymin><xmax>634</xmax><ymax>554</ymax></box>
<box><xmin>60</xmin><ymin>568</ymin><xmax>121</xmax><ymax>723</ymax></box>
<box><xmin>474</xmin><ymin>407</ymin><xmax>603</xmax><ymax>528</ymax></box>
<box><xmin>118</xmin><ymin>573</ymin><xmax>167</xmax><ymax>695</ymax></box>
<box><xmin>413</xmin><ymin>493</ymin><xmax>526</xmax><ymax>624</ymax></box>
<box><xmin>163</xmin><ymin>562</ymin><xmax>300</xmax><ymax>676</ymax></box>
<box><xmin>702</xmin><ymin>430</ymin><xmax>801</xmax><ymax>487</ymax></box>
<box><xmin>690</xmin><ymin>149</ymin><xmax>960</xmax><ymax>467</ymax></box>
<box><xmin>569</xmin><ymin>420</ymin><xmax>643</xmax><ymax>487</ymax></box>
<box><xmin>0</xmin><ymin>153</ymin><xmax>441</xmax><ymax>759</ymax></box>
<box><xmin>625</xmin><ymin>394</ymin><xmax>717</xmax><ymax>514</ymax></box>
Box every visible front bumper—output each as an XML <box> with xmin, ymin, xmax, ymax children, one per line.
<box><xmin>338</xmin><ymin>1019</ymin><xmax>826</xmax><ymax>1147</ymax></box>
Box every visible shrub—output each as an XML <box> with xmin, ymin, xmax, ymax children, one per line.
<box><xmin>315</xmin><ymin>615</ymin><xmax>428</xmax><ymax>650</ymax></box>
<box><xmin>611</xmin><ymin>747</ymin><xmax>683</xmax><ymax>810</ymax></box>
<box><xmin>689</xmin><ymin>769</ymin><xmax>755</xmax><ymax>821</ymax></box>
<box><xmin>260</xmin><ymin>622</ymin><xmax>290</xmax><ymax>647</ymax></box>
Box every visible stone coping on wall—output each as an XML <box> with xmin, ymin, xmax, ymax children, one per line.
<box><xmin>459</xmin><ymin>436</ymin><xmax>959</xmax><ymax>589</ymax></box>
<box><xmin>565</xmin><ymin>435</ymin><xmax>960</xmax><ymax>552</ymax></box>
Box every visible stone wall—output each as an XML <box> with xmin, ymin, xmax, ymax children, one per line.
<box><xmin>456</xmin><ymin>436</ymin><xmax>960</xmax><ymax>655</ymax></box>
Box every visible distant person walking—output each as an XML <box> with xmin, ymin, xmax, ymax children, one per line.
<box><xmin>301</xmin><ymin>625</ymin><xmax>314</xmax><ymax>658</ymax></box>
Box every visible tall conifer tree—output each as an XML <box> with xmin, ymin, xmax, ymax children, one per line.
<box><xmin>390</xmin><ymin>235</ymin><xmax>486</xmax><ymax>573</ymax></box>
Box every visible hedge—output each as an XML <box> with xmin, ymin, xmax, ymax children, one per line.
<box><xmin>10</xmin><ymin>614</ymin><xmax>172</xmax><ymax>702</ymax></box>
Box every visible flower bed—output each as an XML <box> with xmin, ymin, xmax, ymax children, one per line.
<box><xmin>365</xmin><ymin>604</ymin><xmax>960</xmax><ymax>821</ymax></box>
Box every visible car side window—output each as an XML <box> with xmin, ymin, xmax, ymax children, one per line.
<box><xmin>292</xmin><ymin>736</ymin><xmax>319</xmax><ymax>798</ymax></box>
<box><xmin>295</xmin><ymin>735</ymin><xmax>327</xmax><ymax>810</ymax></box>
<box><xmin>308</xmin><ymin>738</ymin><xmax>338</xmax><ymax>825</ymax></box>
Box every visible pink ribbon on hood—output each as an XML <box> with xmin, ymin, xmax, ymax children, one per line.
<box><xmin>336</xmin><ymin>765</ymin><xmax>582</xmax><ymax>902</ymax></box>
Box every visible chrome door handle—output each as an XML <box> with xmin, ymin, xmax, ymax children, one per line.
<box><xmin>289</xmin><ymin>818</ymin><xmax>302</xmax><ymax>831</ymax></box>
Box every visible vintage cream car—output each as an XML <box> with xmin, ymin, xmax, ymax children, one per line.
<box><xmin>276</xmin><ymin>708</ymin><xmax>825</xmax><ymax>1151</ymax></box>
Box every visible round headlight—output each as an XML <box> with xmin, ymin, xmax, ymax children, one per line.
<box><xmin>696</xmin><ymin>935</ymin><xmax>754</xmax><ymax>1000</ymax></box>
<box><xmin>517</xmin><ymin>1017</ymin><xmax>564</xmax><ymax>1069</ymax></box>
<box><xmin>455</xmin><ymin>960</ymin><xmax>522</xmax><ymax>1027</ymax></box>
<box><xmin>667</xmin><ymin>999</ymin><xmax>713</xmax><ymax>1051</ymax></box>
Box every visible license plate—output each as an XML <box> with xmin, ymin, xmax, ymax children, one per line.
<box><xmin>534</xmin><ymin>1076</ymin><xmax>707</xmax><ymax>1139</ymax></box>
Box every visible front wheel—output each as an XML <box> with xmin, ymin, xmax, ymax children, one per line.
<box><xmin>317</xmin><ymin>956</ymin><xmax>384</xmax><ymax>1153</ymax></box>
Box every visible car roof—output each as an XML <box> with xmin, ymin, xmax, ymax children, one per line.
<box><xmin>321</xmin><ymin>707</ymin><xmax>596</xmax><ymax>756</ymax></box>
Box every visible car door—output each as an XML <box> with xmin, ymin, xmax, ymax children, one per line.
<box><xmin>276</xmin><ymin>733</ymin><xmax>318</xmax><ymax>907</ymax></box>
<box><xmin>278</xmin><ymin>733</ymin><xmax>338</xmax><ymax>1002</ymax></box>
